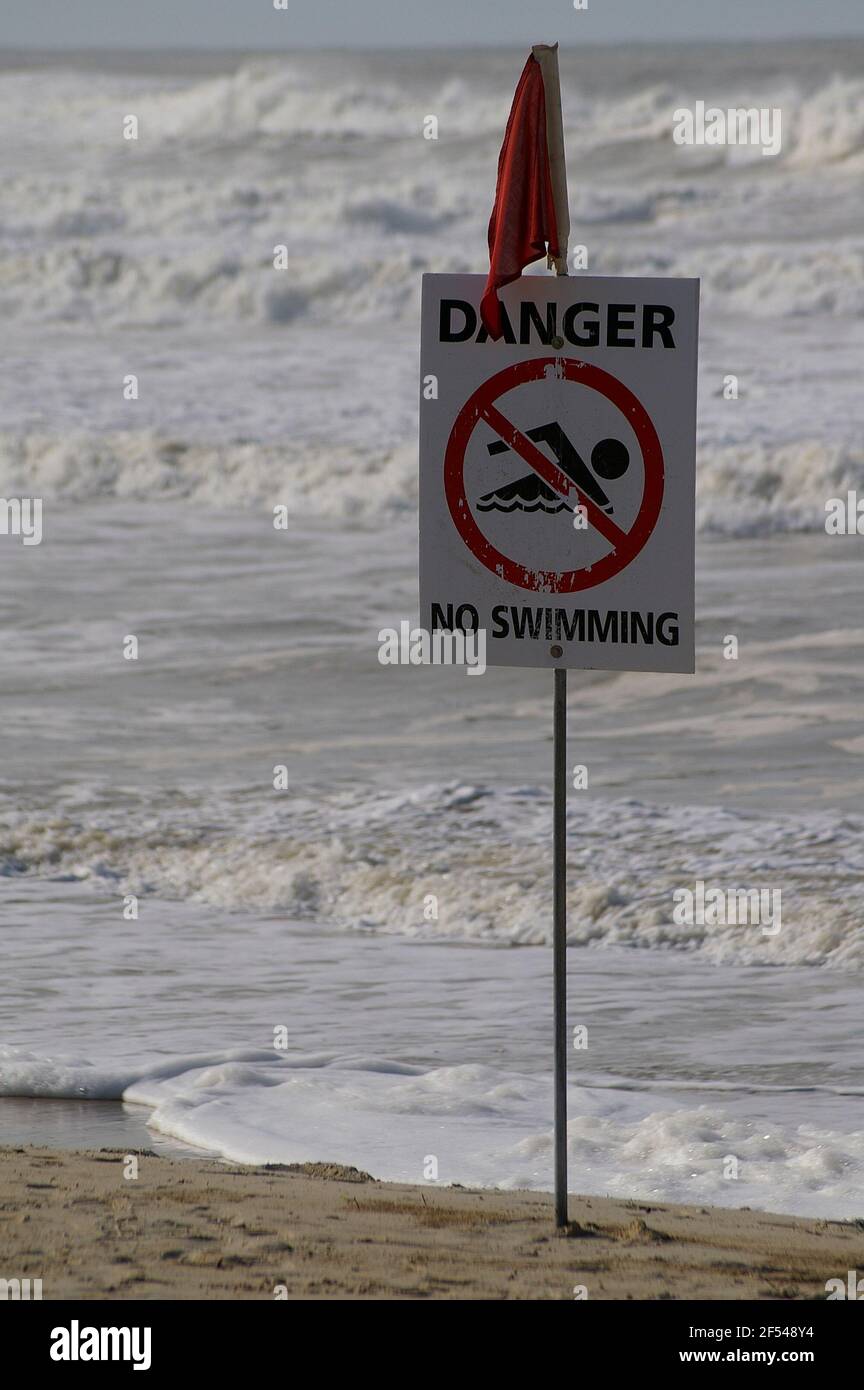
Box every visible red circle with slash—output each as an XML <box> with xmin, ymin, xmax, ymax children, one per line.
<box><xmin>443</xmin><ymin>357</ymin><xmax>664</xmax><ymax>593</ymax></box>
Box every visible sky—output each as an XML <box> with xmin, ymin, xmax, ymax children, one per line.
<box><xmin>3</xmin><ymin>0</ymin><xmax>864</xmax><ymax>49</ymax></box>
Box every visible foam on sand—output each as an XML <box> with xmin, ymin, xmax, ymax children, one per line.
<box><xmin>2</xmin><ymin>1045</ymin><xmax>863</xmax><ymax>1219</ymax></box>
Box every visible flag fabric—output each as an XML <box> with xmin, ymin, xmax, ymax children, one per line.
<box><xmin>480</xmin><ymin>43</ymin><xmax>570</xmax><ymax>340</ymax></box>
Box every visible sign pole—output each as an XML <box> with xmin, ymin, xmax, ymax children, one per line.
<box><xmin>538</xmin><ymin>40</ymin><xmax>571</xmax><ymax>1229</ymax></box>
<box><xmin>420</xmin><ymin>42</ymin><xmax>698</xmax><ymax>1237</ymax></box>
<box><xmin>553</xmin><ymin>666</ymin><xmax>568</xmax><ymax>1227</ymax></box>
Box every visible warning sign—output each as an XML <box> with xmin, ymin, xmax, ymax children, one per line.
<box><xmin>419</xmin><ymin>274</ymin><xmax>698</xmax><ymax>672</ymax></box>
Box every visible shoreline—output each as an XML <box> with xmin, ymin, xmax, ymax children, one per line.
<box><xmin>3</xmin><ymin>1145</ymin><xmax>862</xmax><ymax>1301</ymax></box>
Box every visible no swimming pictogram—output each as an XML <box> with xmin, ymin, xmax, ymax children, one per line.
<box><xmin>443</xmin><ymin>357</ymin><xmax>664</xmax><ymax>594</ymax></box>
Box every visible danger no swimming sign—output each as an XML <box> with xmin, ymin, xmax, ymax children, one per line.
<box><xmin>419</xmin><ymin>273</ymin><xmax>699</xmax><ymax>673</ymax></box>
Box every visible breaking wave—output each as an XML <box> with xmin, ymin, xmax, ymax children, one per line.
<box><xmin>1</xmin><ymin>48</ymin><xmax>862</xmax><ymax>536</ymax></box>
<box><xmin>1</xmin><ymin>430</ymin><xmax>861</xmax><ymax>534</ymax></box>
<box><xmin>1</xmin><ymin>59</ymin><xmax>864</xmax><ymax>331</ymax></box>
<box><xmin>2</xmin><ymin>783</ymin><xmax>863</xmax><ymax>968</ymax></box>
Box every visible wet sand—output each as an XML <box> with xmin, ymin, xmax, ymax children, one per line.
<box><xmin>2</xmin><ymin>1145</ymin><xmax>861</xmax><ymax>1300</ymax></box>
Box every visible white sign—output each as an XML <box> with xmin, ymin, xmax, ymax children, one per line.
<box><xmin>419</xmin><ymin>273</ymin><xmax>699</xmax><ymax>672</ymax></box>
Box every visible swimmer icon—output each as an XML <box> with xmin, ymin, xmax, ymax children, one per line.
<box><xmin>479</xmin><ymin>421</ymin><xmax>630</xmax><ymax>515</ymax></box>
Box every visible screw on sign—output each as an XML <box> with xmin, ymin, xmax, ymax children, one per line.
<box><xmin>443</xmin><ymin>356</ymin><xmax>664</xmax><ymax>593</ymax></box>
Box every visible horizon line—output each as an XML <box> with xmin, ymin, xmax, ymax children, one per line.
<box><xmin>2</xmin><ymin>33</ymin><xmax>863</xmax><ymax>55</ymax></box>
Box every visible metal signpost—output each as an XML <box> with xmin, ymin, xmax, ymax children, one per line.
<box><xmin>420</xmin><ymin>270</ymin><xmax>698</xmax><ymax>1227</ymax></box>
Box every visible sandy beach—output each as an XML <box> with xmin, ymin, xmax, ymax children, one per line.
<box><xmin>2</xmin><ymin>1145</ymin><xmax>862</xmax><ymax>1301</ymax></box>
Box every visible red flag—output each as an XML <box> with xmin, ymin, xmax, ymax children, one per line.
<box><xmin>480</xmin><ymin>47</ymin><xmax>569</xmax><ymax>340</ymax></box>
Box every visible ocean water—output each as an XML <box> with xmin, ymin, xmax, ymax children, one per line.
<box><xmin>1</xmin><ymin>43</ymin><xmax>863</xmax><ymax>1219</ymax></box>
